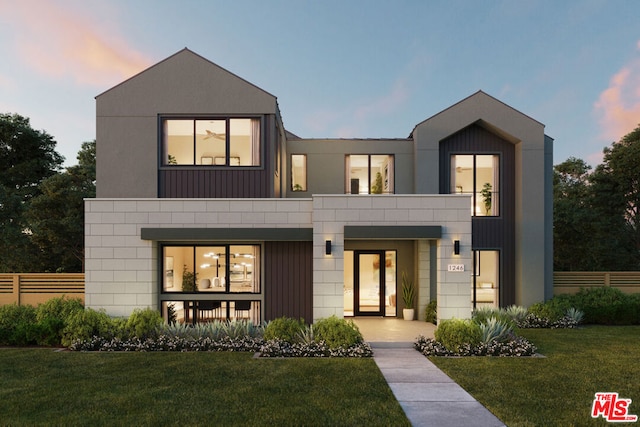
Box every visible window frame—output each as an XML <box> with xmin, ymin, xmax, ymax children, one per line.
<box><xmin>160</xmin><ymin>116</ymin><xmax>263</xmax><ymax>167</ymax></box>
<box><xmin>160</xmin><ymin>243</ymin><xmax>262</xmax><ymax>295</ymax></box>
<box><xmin>345</xmin><ymin>154</ymin><xmax>395</xmax><ymax>194</ymax></box>
<box><xmin>291</xmin><ymin>154</ymin><xmax>307</xmax><ymax>192</ymax></box>
<box><xmin>450</xmin><ymin>153</ymin><xmax>500</xmax><ymax>217</ymax></box>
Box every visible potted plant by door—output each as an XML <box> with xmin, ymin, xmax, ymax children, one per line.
<box><xmin>402</xmin><ymin>271</ymin><xmax>415</xmax><ymax>321</ymax></box>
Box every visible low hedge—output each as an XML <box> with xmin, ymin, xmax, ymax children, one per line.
<box><xmin>537</xmin><ymin>287</ymin><xmax>640</xmax><ymax>325</ymax></box>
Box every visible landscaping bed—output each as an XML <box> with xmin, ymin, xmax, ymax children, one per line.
<box><xmin>417</xmin><ymin>286</ymin><xmax>640</xmax><ymax>358</ymax></box>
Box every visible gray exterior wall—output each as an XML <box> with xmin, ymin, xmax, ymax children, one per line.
<box><xmin>96</xmin><ymin>49</ymin><xmax>280</xmax><ymax>198</ymax></box>
<box><xmin>286</xmin><ymin>138</ymin><xmax>414</xmax><ymax>196</ymax></box>
<box><xmin>412</xmin><ymin>91</ymin><xmax>550</xmax><ymax>306</ymax></box>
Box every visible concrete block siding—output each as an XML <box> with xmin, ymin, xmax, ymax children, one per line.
<box><xmin>85</xmin><ymin>195</ymin><xmax>471</xmax><ymax>321</ymax></box>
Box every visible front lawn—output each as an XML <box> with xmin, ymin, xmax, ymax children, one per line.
<box><xmin>0</xmin><ymin>350</ymin><xmax>409</xmax><ymax>426</ymax></box>
<box><xmin>430</xmin><ymin>325</ymin><xmax>640</xmax><ymax>426</ymax></box>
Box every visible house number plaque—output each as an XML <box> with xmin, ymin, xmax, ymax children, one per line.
<box><xmin>447</xmin><ymin>264</ymin><xmax>465</xmax><ymax>272</ymax></box>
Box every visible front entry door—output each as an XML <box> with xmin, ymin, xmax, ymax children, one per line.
<box><xmin>355</xmin><ymin>251</ymin><xmax>385</xmax><ymax>316</ymax></box>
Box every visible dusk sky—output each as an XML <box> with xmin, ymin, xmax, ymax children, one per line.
<box><xmin>1</xmin><ymin>0</ymin><xmax>639</xmax><ymax>167</ymax></box>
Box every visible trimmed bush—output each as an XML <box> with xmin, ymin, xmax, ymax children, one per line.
<box><xmin>61</xmin><ymin>308</ymin><xmax>124</xmax><ymax>347</ymax></box>
<box><xmin>0</xmin><ymin>304</ymin><xmax>37</xmax><ymax>346</ymax></box>
<box><xmin>434</xmin><ymin>318</ymin><xmax>481</xmax><ymax>352</ymax></box>
<box><xmin>528</xmin><ymin>295</ymin><xmax>573</xmax><ymax>322</ymax></box>
<box><xmin>572</xmin><ymin>287</ymin><xmax>639</xmax><ymax>325</ymax></box>
<box><xmin>125</xmin><ymin>308</ymin><xmax>163</xmax><ymax>339</ymax></box>
<box><xmin>313</xmin><ymin>316</ymin><xmax>363</xmax><ymax>349</ymax></box>
<box><xmin>35</xmin><ymin>297</ymin><xmax>84</xmax><ymax>346</ymax></box>
<box><xmin>264</xmin><ymin>317</ymin><xmax>305</xmax><ymax>343</ymax></box>
<box><xmin>424</xmin><ymin>300</ymin><xmax>437</xmax><ymax>324</ymax></box>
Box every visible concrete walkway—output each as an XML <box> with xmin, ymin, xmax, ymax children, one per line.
<box><xmin>372</xmin><ymin>346</ymin><xmax>505</xmax><ymax>426</ymax></box>
<box><xmin>352</xmin><ymin>320</ymin><xmax>504</xmax><ymax>427</ymax></box>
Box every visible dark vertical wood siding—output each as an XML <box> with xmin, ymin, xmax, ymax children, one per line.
<box><xmin>159</xmin><ymin>168</ymin><xmax>270</xmax><ymax>198</ymax></box>
<box><xmin>158</xmin><ymin>117</ymin><xmax>272</xmax><ymax>198</ymax></box>
<box><xmin>439</xmin><ymin>124</ymin><xmax>516</xmax><ymax>305</ymax></box>
<box><xmin>264</xmin><ymin>241</ymin><xmax>313</xmax><ymax>322</ymax></box>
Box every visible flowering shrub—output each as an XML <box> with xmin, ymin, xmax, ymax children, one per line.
<box><xmin>259</xmin><ymin>339</ymin><xmax>373</xmax><ymax>358</ymax></box>
<box><xmin>415</xmin><ymin>335</ymin><xmax>537</xmax><ymax>357</ymax></box>
<box><xmin>69</xmin><ymin>318</ymin><xmax>372</xmax><ymax>357</ymax></box>
<box><xmin>69</xmin><ymin>335</ymin><xmax>265</xmax><ymax>352</ymax></box>
<box><xmin>516</xmin><ymin>312</ymin><xmax>582</xmax><ymax>329</ymax></box>
<box><xmin>69</xmin><ymin>334</ymin><xmax>372</xmax><ymax>357</ymax></box>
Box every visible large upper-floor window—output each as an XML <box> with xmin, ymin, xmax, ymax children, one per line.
<box><xmin>162</xmin><ymin>117</ymin><xmax>261</xmax><ymax>166</ymax></box>
<box><xmin>451</xmin><ymin>154</ymin><xmax>499</xmax><ymax>216</ymax></box>
<box><xmin>346</xmin><ymin>155</ymin><xmax>394</xmax><ymax>194</ymax></box>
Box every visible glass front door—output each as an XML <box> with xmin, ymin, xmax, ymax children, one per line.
<box><xmin>344</xmin><ymin>250</ymin><xmax>397</xmax><ymax>317</ymax></box>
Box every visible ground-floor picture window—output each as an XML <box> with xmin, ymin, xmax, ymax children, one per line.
<box><xmin>162</xmin><ymin>244</ymin><xmax>260</xmax><ymax>293</ymax></box>
<box><xmin>160</xmin><ymin>243</ymin><xmax>262</xmax><ymax>324</ymax></box>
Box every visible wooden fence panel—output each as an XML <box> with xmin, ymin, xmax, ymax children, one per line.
<box><xmin>554</xmin><ymin>272</ymin><xmax>640</xmax><ymax>295</ymax></box>
<box><xmin>0</xmin><ymin>273</ymin><xmax>85</xmax><ymax>306</ymax></box>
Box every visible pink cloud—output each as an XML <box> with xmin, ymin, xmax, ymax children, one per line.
<box><xmin>0</xmin><ymin>1</ymin><xmax>151</xmax><ymax>87</ymax></box>
<box><xmin>586</xmin><ymin>150</ymin><xmax>604</xmax><ymax>166</ymax></box>
<box><xmin>594</xmin><ymin>43</ymin><xmax>640</xmax><ymax>141</ymax></box>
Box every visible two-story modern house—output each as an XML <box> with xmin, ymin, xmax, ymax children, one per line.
<box><xmin>85</xmin><ymin>48</ymin><xmax>553</xmax><ymax>324</ymax></box>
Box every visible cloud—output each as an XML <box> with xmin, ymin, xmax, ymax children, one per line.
<box><xmin>303</xmin><ymin>77</ymin><xmax>410</xmax><ymax>137</ymax></box>
<box><xmin>594</xmin><ymin>43</ymin><xmax>640</xmax><ymax>142</ymax></box>
<box><xmin>354</xmin><ymin>79</ymin><xmax>409</xmax><ymax>121</ymax></box>
<box><xmin>0</xmin><ymin>0</ymin><xmax>151</xmax><ymax>87</ymax></box>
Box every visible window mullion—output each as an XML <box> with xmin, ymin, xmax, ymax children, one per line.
<box><xmin>367</xmin><ymin>155</ymin><xmax>372</xmax><ymax>194</ymax></box>
<box><xmin>192</xmin><ymin>120</ymin><xmax>197</xmax><ymax>165</ymax></box>
<box><xmin>225</xmin><ymin>245</ymin><xmax>230</xmax><ymax>292</ymax></box>
<box><xmin>473</xmin><ymin>155</ymin><xmax>477</xmax><ymax>217</ymax></box>
<box><xmin>225</xmin><ymin>119</ymin><xmax>231</xmax><ymax>166</ymax></box>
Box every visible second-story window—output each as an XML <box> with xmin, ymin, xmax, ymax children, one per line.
<box><xmin>451</xmin><ymin>154</ymin><xmax>500</xmax><ymax>216</ymax></box>
<box><xmin>346</xmin><ymin>155</ymin><xmax>394</xmax><ymax>194</ymax></box>
<box><xmin>291</xmin><ymin>154</ymin><xmax>307</xmax><ymax>192</ymax></box>
<box><xmin>162</xmin><ymin>117</ymin><xmax>261</xmax><ymax>166</ymax></box>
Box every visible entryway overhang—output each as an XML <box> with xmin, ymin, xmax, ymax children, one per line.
<box><xmin>141</xmin><ymin>227</ymin><xmax>313</xmax><ymax>241</ymax></box>
<box><xmin>344</xmin><ymin>225</ymin><xmax>441</xmax><ymax>239</ymax></box>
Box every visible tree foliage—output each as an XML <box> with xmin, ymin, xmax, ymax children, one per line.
<box><xmin>26</xmin><ymin>141</ymin><xmax>96</xmax><ymax>272</ymax></box>
<box><xmin>0</xmin><ymin>113</ymin><xmax>95</xmax><ymax>272</ymax></box>
<box><xmin>554</xmin><ymin>126</ymin><xmax>640</xmax><ymax>271</ymax></box>
<box><xmin>553</xmin><ymin>157</ymin><xmax>598</xmax><ymax>270</ymax></box>
<box><xmin>0</xmin><ymin>114</ymin><xmax>63</xmax><ymax>272</ymax></box>
<box><xmin>594</xmin><ymin>125</ymin><xmax>640</xmax><ymax>257</ymax></box>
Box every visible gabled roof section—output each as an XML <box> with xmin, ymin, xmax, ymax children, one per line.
<box><xmin>409</xmin><ymin>90</ymin><xmax>544</xmax><ymax>139</ymax></box>
<box><xmin>96</xmin><ymin>48</ymin><xmax>276</xmax><ymax>100</ymax></box>
<box><xmin>95</xmin><ymin>48</ymin><xmax>278</xmax><ymax>117</ymax></box>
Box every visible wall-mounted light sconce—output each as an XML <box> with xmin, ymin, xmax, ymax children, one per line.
<box><xmin>325</xmin><ymin>240</ymin><xmax>332</xmax><ymax>255</ymax></box>
<box><xmin>454</xmin><ymin>240</ymin><xmax>460</xmax><ymax>255</ymax></box>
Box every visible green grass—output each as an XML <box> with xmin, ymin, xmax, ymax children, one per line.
<box><xmin>0</xmin><ymin>350</ymin><xmax>409</xmax><ymax>426</ymax></box>
<box><xmin>430</xmin><ymin>325</ymin><xmax>640</xmax><ymax>427</ymax></box>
